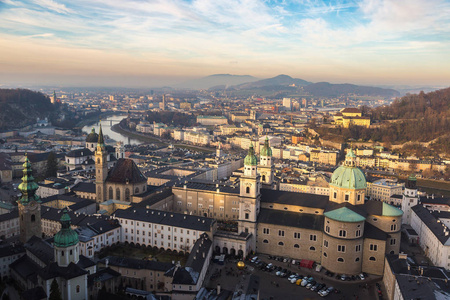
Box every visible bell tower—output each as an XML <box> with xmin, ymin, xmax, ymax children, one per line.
<box><xmin>54</xmin><ymin>208</ymin><xmax>80</xmax><ymax>266</ymax></box>
<box><xmin>238</xmin><ymin>143</ymin><xmax>260</xmax><ymax>248</ymax></box>
<box><xmin>401</xmin><ymin>175</ymin><xmax>419</xmax><ymax>225</ymax></box>
<box><xmin>95</xmin><ymin>124</ymin><xmax>108</xmax><ymax>203</ymax></box>
<box><xmin>258</xmin><ymin>136</ymin><xmax>274</xmax><ymax>186</ymax></box>
<box><xmin>18</xmin><ymin>156</ymin><xmax>42</xmax><ymax>243</ymax></box>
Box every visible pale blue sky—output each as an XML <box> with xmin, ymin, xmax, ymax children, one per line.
<box><xmin>0</xmin><ymin>0</ymin><xmax>449</xmax><ymax>87</ymax></box>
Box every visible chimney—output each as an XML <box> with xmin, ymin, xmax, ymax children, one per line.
<box><xmin>420</xmin><ymin>267</ymin><xmax>424</xmax><ymax>276</ymax></box>
<box><xmin>398</xmin><ymin>253</ymin><xmax>407</xmax><ymax>260</ymax></box>
<box><xmin>105</xmin><ymin>258</ymin><xmax>109</xmax><ymax>267</ymax></box>
<box><xmin>217</xmin><ymin>284</ymin><xmax>221</xmax><ymax>295</ymax></box>
<box><xmin>432</xmin><ymin>194</ymin><xmax>435</xmax><ymax>199</ymax></box>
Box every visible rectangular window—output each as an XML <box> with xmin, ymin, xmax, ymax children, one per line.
<box><xmin>355</xmin><ymin>245</ymin><xmax>361</xmax><ymax>252</ymax></box>
<box><xmin>337</xmin><ymin>245</ymin><xmax>346</xmax><ymax>252</ymax></box>
<box><xmin>370</xmin><ymin>244</ymin><xmax>378</xmax><ymax>251</ymax></box>
<box><xmin>390</xmin><ymin>239</ymin><xmax>396</xmax><ymax>245</ymax></box>
<box><xmin>310</xmin><ymin>234</ymin><xmax>317</xmax><ymax>241</ymax></box>
<box><xmin>245</xmin><ymin>213</ymin><xmax>249</xmax><ymax>219</ymax></box>
<box><xmin>263</xmin><ymin>228</ymin><xmax>270</xmax><ymax>234</ymax></box>
<box><xmin>356</xmin><ymin>230</ymin><xmax>361</xmax><ymax>237</ymax></box>
<box><xmin>339</xmin><ymin>230</ymin><xmax>346</xmax><ymax>237</ymax></box>
<box><xmin>324</xmin><ymin>240</ymin><xmax>328</xmax><ymax>247</ymax></box>
<box><xmin>325</xmin><ymin>226</ymin><xmax>330</xmax><ymax>233</ymax></box>
<box><xmin>278</xmin><ymin>230</ymin><xmax>285</xmax><ymax>237</ymax></box>
<box><xmin>344</xmin><ymin>194</ymin><xmax>349</xmax><ymax>201</ymax></box>
<box><xmin>294</xmin><ymin>232</ymin><xmax>301</xmax><ymax>239</ymax></box>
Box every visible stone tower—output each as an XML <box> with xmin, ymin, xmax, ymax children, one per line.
<box><xmin>239</xmin><ymin>143</ymin><xmax>261</xmax><ymax>249</ymax></box>
<box><xmin>401</xmin><ymin>175</ymin><xmax>419</xmax><ymax>225</ymax></box>
<box><xmin>216</xmin><ymin>142</ymin><xmax>223</xmax><ymax>159</ymax></box>
<box><xmin>18</xmin><ymin>156</ymin><xmax>42</xmax><ymax>243</ymax></box>
<box><xmin>115</xmin><ymin>141</ymin><xmax>125</xmax><ymax>159</ymax></box>
<box><xmin>258</xmin><ymin>136</ymin><xmax>274</xmax><ymax>186</ymax></box>
<box><xmin>54</xmin><ymin>208</ymin><xmax>80</xmax><ymax>266</ymax></box>
<box><xmin>95</xmin><ymin>124</ymin><xmax>108</xmax><ymax>203</ymax></box>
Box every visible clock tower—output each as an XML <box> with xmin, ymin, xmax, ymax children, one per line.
<box><xmin>18</xmin><ymin>156</ymin><xmax>42</xmax><ymax>243</ymax></box>
<box><xmin>95</xmin><ymin>124</ymin><xmax>108</xmax><ymax>203</ymax></box>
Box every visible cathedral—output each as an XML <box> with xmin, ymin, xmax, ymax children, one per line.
<box><xmin>173</xmin><ymin>139</ymin><xmax>403</xmax><ymax>276</ymax></box>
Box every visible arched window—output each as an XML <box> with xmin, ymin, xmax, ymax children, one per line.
<box><xmin>246</xmin><ymin>187</ymin><xmax>250</xmax><ymax>194</ymax></box>
<box><xmin>337</xmin><ymin>257</ymin><xmax>344</xmax><ymax>262</ymax></box>
<box><xmin>262</xmin><ymin>175</ymin><xmax>266</xmax><ymax>182</ymax></box>
<box><xmin>278</xmin><ymin>242</ymin><xmax>284</xmax><ymax>246</ymax></box>
<box><xmin>294</xmin><ymin>244</ymin><xmax>300</xmax><ymax>248</ymax></box>
<box><xmin>97</xmin><ymin>186</ymin><xmax>102</xmax><ymax>199</ymax></box>
<box><xmin>76</xmin><ymin>285</ymin><xmax>80</xmax><ymax>293</ymax></box>
<box><xmin>108</xmin><ymin>187</ymin><xmax>113</xmax><ymax>199</ymax></box>
<box><xmin>309</xmin><ymin>246</ymin><xmax>315</xmax><ymax>251</ymax></box>
<box><xmin>31</xmin><ymin>215</ymin><xmax>35</xmax><ymax>222</ymax></box>
<box><xmin>355</xmin><ymin>257</ymin><xmax>360</xmax><ymax>262</ymax></box>
<box><xmin>97</xmin><ymin>158</ymin><xmax>100</xmax><ymax>164</ymax></box>
<box><xmin>125</xmin><ymin>188</ymin><xmax>130</xmax><ymax>202</ymax></box>
<box><xmin>369</xmin><ymin>257</ymin><xmax>376</xmax><ymax>261</ymax></box>
<box><xmin>116</xmin><ymin>188</ymin><xmax>120</xmax><ymax>200</ymax></box>
<box><xmin>263</xmin><ymin>239</ymin><xmax>269</xmax><ymax>244</ymax></box>
<box><xmin>61</xmin><ymin>251</ymin><xmax>64</xmax><ymax>256</ymax></box>
<box><xmin>135</xmin><ymin>187</ymin><xmax>139</xmax><ymax>194</ymax></box>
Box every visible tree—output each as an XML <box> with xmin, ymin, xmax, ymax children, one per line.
<box><xmin>45</xmin><ymin>152</ymin><xmax>58</xmax><ymax>178</ymax></box>
<box><xmin>49</xmin><ymin>279</ymin><xmax>63</xmax><ymax>300</ymax></box>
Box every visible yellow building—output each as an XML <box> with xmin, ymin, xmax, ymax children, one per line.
<box><xmin>334</xmin><ymin>108</ymin><xmax>371</xmax><ymax>128</ymax></box>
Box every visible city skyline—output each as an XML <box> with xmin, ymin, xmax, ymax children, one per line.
<box><xmin>1</xmin><ymin>0</ymin><xmax>450</xmax><ymax>87</ymax></box>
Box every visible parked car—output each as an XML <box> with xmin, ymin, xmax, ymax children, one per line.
<box><xmin>251</xmin><ymin>256</ymin><xmax>258</xmax><ymax>263</ymax></box>
<box><xmin>340</xmin><ymin>274</ymin><xmax>349</xmax><ymax>281</ymax></box>
<box><xmin>359</xmin><ymin>273</ymin><xmax>365</xmax><ymax>280</ymax></box>
<box><xmin>319</xmin><ymin>286</ymin><xmax>335</xmax><ymax>297</ymax></box>
<box><xmin>311</xmin><ymin>283</ymin><xmax>321</xmax><ymax>291</ymax></box>
<box><xmin>306</xmin><ymin>281</ymin><xmax>317</xmax><ymax>289</ymax></box>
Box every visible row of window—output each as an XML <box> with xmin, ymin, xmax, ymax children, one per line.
<box><xmin>333</xmin><ymin>192</ymin><xmax>363</xmax><ymax>202</ymax></box>
<box><xmin>262</xmin><ymin>240</ymin><xmax>316</xmax><ymax>251</ymax></box>
<box><xmin>323</xmin><ymin>254</ymin><xmax>377</xmax><ymax>262</ymax></box>
<box><xmin>124</xmin><ymin>235</ymin><xmax>191</xmax><ymax>246</ymax></box>
<box><xmin>120</xmin><ymin>220</ymin><xmax>196</xmax><ymax>235</ymax></box>
<box><xmin>263</xmin><ymin>229</ymin><xmax>317</xmax><ymax>241</ymax></box>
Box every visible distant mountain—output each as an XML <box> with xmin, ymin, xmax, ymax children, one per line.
<box><xmin>0</xmin><ymin>89</ymin><xmax>54</xmax><ymax>130</ymax></box>
<box><xmin>234</xmin><ymin>74</ymin><xmax>311</xmax><ymax>89</ymax></box>
<box><xmin>175</xmin><ymin>74</ymin><xmax>259</xmax><ymax>89</ymax></box>
<box><xmin>304</xmin><ymin>82</ymin><xmax>400</xmax><ymax>98</ymax></box>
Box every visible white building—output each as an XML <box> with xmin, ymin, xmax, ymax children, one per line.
<box><xmin>114</xmin><ymin>208</ymin><xmax>216</xmax><ymax>254</ymax></box>
<box><xmin>367</xmin><ymin>179</ymin><xmax>403</xmax><ymax>203</ymax></box>
<box><xmin>411</xmin><ymin>204</ymin><xmax>450</xmax><ymax>269</ymax></box>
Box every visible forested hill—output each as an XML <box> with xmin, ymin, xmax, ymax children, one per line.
<box><xmin>316</xmin><ymin>87</ymin><xmax>450</xmax><ymax>155</ymax></box>
<box><xmin>0</xmin><ymin>89</ymin><xmax>54</xmax><ymax>130</ymax></box>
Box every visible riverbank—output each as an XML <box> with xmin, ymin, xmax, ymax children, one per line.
<box><xmin>74</xmin><ymin>111</ymin><xmax>121</xmax><ymax>129</ymax></box>
<box><xmin>111</xmin><ymin>124</ymin><xmax>164</xmax><ymax>145</ymax></box>
<box><xmin>111</xmin><ymin>123</ymin><xmax>214</xmax><ymax>153</ymax></box>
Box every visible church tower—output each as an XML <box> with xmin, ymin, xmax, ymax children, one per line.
<box><xmin>258</xmin><ymin>136</ymin><xmax>274</xmax><ymax>186</ymax></box>
<box><xmin>95</xmin><ymin>124</ymin><xmax>108</xmax><ymax>203</ymax></box>
<box><xmin>18</xmin><ymin>156</ymin><xmax>42</xmax><ymax>243</ymax></box>
<box><xmin>115</xmin><ymin>141</ymin><xmax>125</xmax><ymax>159</ymax></box>
<box><xmin>401</xmin><ymin>175</ymin><xmax>419</xmax><ymax>225</ymax></box>
<box><xmin>239</xmin><ymin>144</ymin><xmax>260</xmax><ymax>244</ymax></box>
<box><xmin>54</xmin><ymin>208</ymin><xmax>80</xmax><ymax>266</ymax></box>
<box><xmin>216</xmin><ymin>142</ymin><xmax>223</xmax><ymax>159</ymax></box>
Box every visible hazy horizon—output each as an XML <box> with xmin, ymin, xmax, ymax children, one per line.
<box><xmin>1</xmin><ymin>0</ymin><xmax>450</xmax><ymax>88</ymax></box>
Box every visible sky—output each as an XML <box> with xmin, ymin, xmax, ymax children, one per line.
<box><xmin>0</xmin><ymin>0</ymin><xmax>449</xmax><ymax>87</ymax></box>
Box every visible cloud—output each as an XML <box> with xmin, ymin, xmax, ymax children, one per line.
<box><xmin>25</xmin><ymin>33</ymin><xmax>54</xmax><ymax>38</ymax></box>
<box><xmin>32</xmin><ymin>0</ymin><xmax>72</xmax><ymax>14</ymax></box>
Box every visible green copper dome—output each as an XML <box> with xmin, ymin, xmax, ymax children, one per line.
<box><xmin>244</xmin><ymin>143</ymin><xmax>258</xmax><ymax>166</ymax></box>
<box><xmin>260</xmin><ymin>136</ymin><xmax>272</xmax><ymax>157</ymax></box>
<box><xmin>54</xmin><ymin>208</ymin><xmax>79</xmax><ymax>248</ymax></box>
<box><xmin>86</xmin><ymin>128</ymin><xmax>99</xmax><ymax>143</ymax></box>
<box><xmin>324</xmin><ymin>207</ymin><xmax>366</xmax><ymax>223</ymax></box>
<box><xmin>330</xmin><ymin>149</ymin><xmax>366</xmax><ymax>190</ymax></box>
<box><xmin>18</xmin><ymin>157</ymin><xmax>40</xmax><ymax>205</ymax></box>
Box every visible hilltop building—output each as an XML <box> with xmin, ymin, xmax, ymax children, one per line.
<box><xmin>333</xmin><ymin>108</ymin><xmax>371</xmax><ymax>128</ymax></box>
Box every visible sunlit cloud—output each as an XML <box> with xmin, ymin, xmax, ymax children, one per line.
<box><xmin>0</xmin><ymin>0</ymin><xmax>449</xmax><ymax>86</ymax></box>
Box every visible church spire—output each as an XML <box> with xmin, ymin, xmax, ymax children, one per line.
<box><xmin>97</xmin><ymin>123</ymin><xmax>105</xmax><ymax>146</ymax></box>
<box><xmin>18</xmin><ymin>156</ymin><xmax>40</xmax><ymax>205</ymax></box>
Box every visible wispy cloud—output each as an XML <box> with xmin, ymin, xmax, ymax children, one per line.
<box><xmin>0</xmin><ymin>0</ymin><xmax>449</xmax><ymax>86</ymax></box>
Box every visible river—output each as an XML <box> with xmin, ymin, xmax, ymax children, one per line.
<box><xmin>81</xmin><ymin>115</ymin><xmax>144</xmax><ymax>145</ymax></box>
